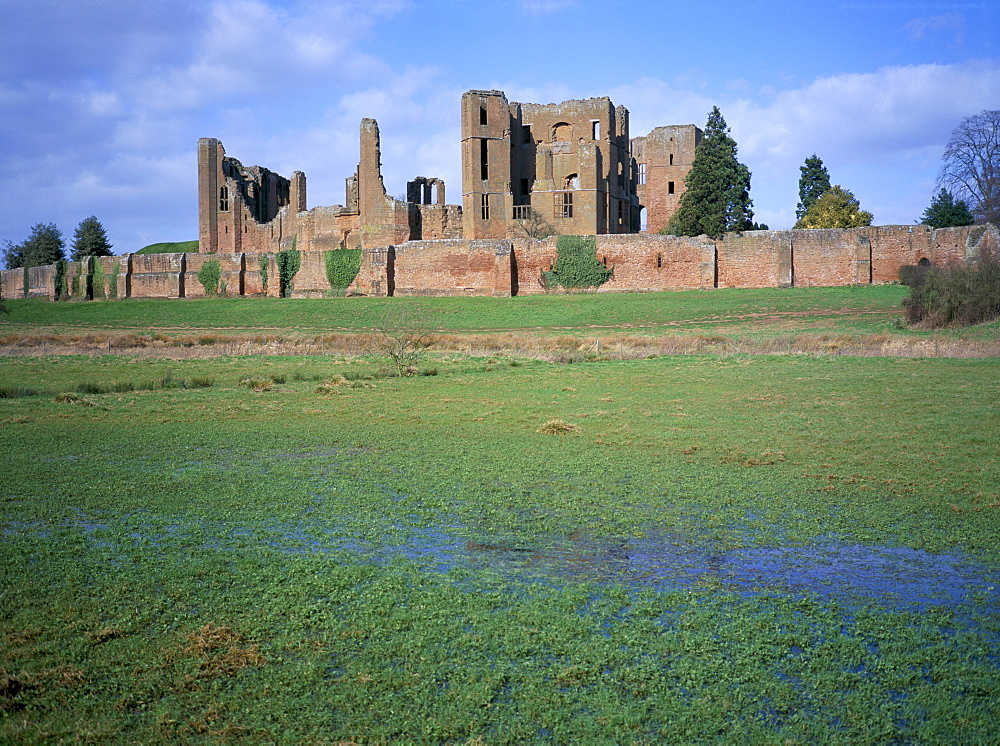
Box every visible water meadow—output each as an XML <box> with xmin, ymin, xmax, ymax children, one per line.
<box><xmin>1</xmin><ymin>289</ymin><xmax>998</xmax><ymax>741</ymax></box>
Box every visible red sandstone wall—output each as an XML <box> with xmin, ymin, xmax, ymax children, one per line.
<box><xmin>787</xmin><ymin>230</ymin><xmax>866</xmax><ymax>287</ymax></box>
<box><xmin>128</xmin><ymin>254</ymin><xmax>183</xmax><ymax>299</ymax></box>
<box><xmin>184</xmin><ymin>253</ymin><xmax>245</xmax><ymax>297</ymax></box>
<box><xmin>1</xmin><ymin>267</ymin><xmax>23</xmax><ymax>299</ymax></box>
<box><xmin>392</xmin><ymin>239</ymin><xmax>510</xmax><ymax>296</ymax></box>
<box><xmin>594</xmin><ymin>234</ymin><xmax>714</xmax><ymax>291</ymax></box>
<box><xmin>717</xmin><ymin>231</ymin><xmax>791</xmax><ymax>288</ymax></box>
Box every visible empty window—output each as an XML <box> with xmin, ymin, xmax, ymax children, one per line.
<box><xmin>656</xmin><ymin>252</ymin><xmax>662</xmax><ymax>268</ymax></box>
<box><xmin>592</xmin><ymin>120</ymin><xmax>600</xmax><ymax>139</ymax></box>
<box><xmin>669</xmin><ymin>153</ymin><xmax>674</xmax><ymax>166</ymax></box>
<box><xmin>520</xmin><ymin>178</ymin><xmax>530</xmax><ymax>197</ymax></box>
<box><xmin>617</xmin><ymin>199</ymin><xmax>624</xmax><ymax>226</ymax></box>
<box><xmin>638</xmin><ymin>163</ymin><xmax>646</xmax><ymax>185</ymax></box>
<box><xmin>668</xmin><ymin>181</ymin><xmax>675</xmax><ymax>195</ymax></box>
<box><xmin>557</xmin><ymin>192</ymin><xmax>573</xmax><ymax>218</ymax></box>
<box><xmin>481</xmin><ymin>193</ymin><xmax>490</xmax><ymax>220</ymax></box>
<box><xmin>479</xmin><ymin>105</ymin><xmax>487</xmax><ymax>125</ymax></box>
<box><xmin>523</xmin><ymin>125</ymin><xmax>532</xmax><ymax>144</ymax></box>
<box><xmin>553</xmin><ymin>122</ymin><xmax>571</xmax><ymax>142</ymax></box>
<box><xmin>219</xmin><ymin>186</ymin><xmax>229</xmax><ymax>212</ymax></box>
<box><xmin>564</xmin><ymin>173</ymin><xmax>579</xmax><ymax>190</ymax></box>
<box><xmin>480</xmin><ymin>139</ymin><xmax>488</xmax><ymax>180</ymax></box>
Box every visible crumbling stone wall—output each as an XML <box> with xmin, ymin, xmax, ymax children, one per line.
<box><xmin>631</xmin><ymin>125</ymin><xmax>702</xmax><ymax>233</ymax></box>
<box><xmin>4</xmin><ymin>225</ymin><xmax>995</xmax><ymax>303</ymax></box>
<box><xmin>461</xmin><ymin>91</ymin><xmax>641</xmax><ymax>241</ymax></box>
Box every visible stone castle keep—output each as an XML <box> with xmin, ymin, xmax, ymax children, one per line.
<box><xmin>3</xmin><ymin>89</ymin><xmax>998</xmax><ymax>301</ymax></box>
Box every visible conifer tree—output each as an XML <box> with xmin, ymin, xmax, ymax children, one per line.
<box><xmin>920</xmin><ymin>188</ymin><xmax>975</xmax><ymax>228</ymax></box>
<box><xmin>664</xmin><ymin>107</ymin><xmax>753</xmax><ymax>239</ymax></box>
<box><xmin>797</xmin><ymin>185</ymin><xmax>873</xmax><ymax>229</ymax></box>
<box><xmin>2</xmin><ymin>223</ymin><xmax>65</xmax><ymax>268</ymax></box>
<box><xmin>795</xmin><ymin>154</ymin><xmax>831</xmax><ymax>223</ymax></box>
<box><xmin>70</xmin><ymin>216</ymin><xmax>113</xmax><ymax>260</ymax></box>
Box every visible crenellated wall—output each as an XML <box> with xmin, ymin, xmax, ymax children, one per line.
<box><xmin>2</xmin><ymin>224</ymin><xmax>995</xmax><ymax>303</ymax></box>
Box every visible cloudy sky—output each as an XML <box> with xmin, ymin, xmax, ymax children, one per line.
<box><xmin>1</xmin><ymin>0</ymin><xmax>997</xmax><ymax>254</ymax></box>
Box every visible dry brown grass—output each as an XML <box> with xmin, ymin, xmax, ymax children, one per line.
<box><xmin>182</xmin><ymin>623</ymin><xmax>265</xmax><ymax>680</ymax></box>
<box><xmin>538</xmin><ymin>419</ymin><xmax>582</xmax><ymax>435</ymax></box>
<box><xmin>1</xmin><ymin>329</ymin><xmax>998</xmax><ymax>359</ymax></box>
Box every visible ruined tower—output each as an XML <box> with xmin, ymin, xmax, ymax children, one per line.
<box><xmin>631</xmin><ymin>125</ymin><xmax>702</xmax><ymax>233</ymax></box>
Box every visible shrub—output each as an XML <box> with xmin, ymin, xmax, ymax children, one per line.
<box><xmin>903</xmin><ymin>251</ymin><xmax>1000</xmax><ymax>327</ymax></box>
<box><xmin>197</xmin><ymin>259</ymin><xmax>222</xmax><ymax>296</ymax></box>
<box><xmin>239</xmin><ymin>377</ymin><xmax>273</xmax><ymax>392</ymax></box>
<box><xmin>0</xmin><ymin>385</ymin><xmax>38</xmax><ymax>399</ymax></box>
<box><xmin>541</xmin><ymin>236</ymin><xmax>613</xmax><ymax>290</ymax></box>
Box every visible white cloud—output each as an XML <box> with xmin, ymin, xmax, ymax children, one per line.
<box><xmin>906</xmin><ymin>13</ymin><xmax>965</xmax><ymax>46</ymax></box>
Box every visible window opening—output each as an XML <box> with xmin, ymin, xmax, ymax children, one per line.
<box><xmin>564</xmin><ymin>173</ymin><xmax>579</xmax><ymax>190</ymax></box>
<box><xmin>669</xmin><ymin>153</ymin><xmax>674</xmax><ymax>166</ymax></box>
<box><xmin>523</xmin><ymin>125</ymin><xmax>532</xmax><ymax>144</ymax></box>
<box><xmin>617</xmin><ymin>199</ymin><xmax>624</xmax><ymax>226</ymax></box>
<box><xmin>480</xmin><ymin>139</ymin><xmax>488</xmax><ymax>180</ymax></box>
<box><xmin>219</xmin><ymin>186</ymin><xmax>229</xmax><ymax>212</ymax></box>
<box><xmin>479</xmin><ymin>105</ymin><xmax>487</xmax><ymax>125</ymax></box>
<box><xmin>592</xmin><ymin>120</ymin><xmax>600</xmax><ymax>139</ymax></box>
<box><xmin>557</xmin><ymin>192</ymin><xmax>573</xmax><ymax>218</ymax></box>
<box><xmin>668</xmin><ymin>181</ymin><xmax>675</xmax><ymax>195</ymax></box>
<box><xmin>481</xmin><ymin>193</ymin><xmax>490</xmax><ymax>220</ymax></box>
<box><xmin>637</xmin><ymin>163</ymin><xmax>646</xmax><ymax>185</ymax></box>
<box><xmin>656</xmin><ymin>252</ymin><xmax>662</xmax><ymax>268</ymax></box>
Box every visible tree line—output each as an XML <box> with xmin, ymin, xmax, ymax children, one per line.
<box><xmin>3</xmin><ymin>216</ymin><xmax>113</xmax><ymax>270</ymax></box>
<box><xmin>661</xmin><ymin>108</ymin><xmax>996</xmax><ymax>237</ymax></box>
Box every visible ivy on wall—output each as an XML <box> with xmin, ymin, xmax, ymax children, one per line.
<box><xmin>197</xmin><ymin>259</ymin><xmax>222</xmax><ymax>296</ymax></box>
<box><xmin>70</xmin><ymin>261</ymin><xmax>85</xmax><ymax>299</ymax></box>
<box><xmin>324</xmin><ymin>249</ymin><xmax>362</xmax><ymax>295</ymax></box>
<box><xmin>260</xmin><ymin>255</ymin><xmax>269</xmax><ymax>294</ymax></box>
<box><xmin>541</xmin><ymin>235</ymin><xmax>613</xmax><ymax>291</ymax></box>
<box><xmin>276</xmin><ymin>249</ymin><xmax>301</xmax><ymax>298</ymax></box>
<box><xmin>90</xmin><ymin>257</ymin><xmax>106</xmax><ymax>299</ymax></box>
<box><xmin>108</xmin><ymin>261</ymin><xmax>119</xmax><ymax>299</ymax></box>
<box><xmin>52</xmin><ymin>261</ymin><xmax>66</xmax><ymax>300</ymax></box>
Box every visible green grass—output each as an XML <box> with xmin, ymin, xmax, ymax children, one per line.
<box><xmin>1</xmin><ymin>351</ymin><xmax>998</xmax><ymax>741</ymax></box>
<box><xmin>0</xmin><ymin>285</ymin><xmax>926</xmax><ymax>335</ymax></box>
<box><xmin>134</xmin><ymin>240</ymin><xmax>199</xmax><ymax>255</ymax></box>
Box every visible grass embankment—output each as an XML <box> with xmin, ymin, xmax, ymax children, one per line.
<box><xmin>1</xmin><ymin>350</ymin><xmax>998</xmax><ymax>741</ymax></box>
<box><xmin>134</xmin><ymin>240</ymin><xmax>199</xmax><ymax>254</ymax></box>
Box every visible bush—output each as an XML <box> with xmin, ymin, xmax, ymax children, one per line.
<box><xmin>541</xmin><ymin>236</ymin><xmax>613</xmax><ymax>290</ymax></box>
<box><xmin>276</xmin><ymin>249</ymin><xmax>300</xmax><ymax>298</ymax></box>
<box><xmin>903</xmin><ymin>251</ymin><xmax>1000</xmax><ymax>327</ymax></box>
<box><xmin>197</xmin><ymin>259</ymin><xmax>222</xmax><ymax>296</ymax></box>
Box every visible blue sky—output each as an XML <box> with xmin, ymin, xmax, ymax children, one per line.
<box><xmin>1</xmin><ymin>0</ymin><xmax>997</xmax><ymax>254</ymax></box>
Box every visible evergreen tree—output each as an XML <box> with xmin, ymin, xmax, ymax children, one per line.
<box><xmin>920</xmin><ymin>188</ymin><xmax>975</xmax><ymax>228</ymax></box>
<box><xmin>663</xmin><ymin>107</ymin><xmax>753</xmax><ymax>239</ymax></box>
<box><xmin>796</xmin><ymin>185</ymin><xmax>873</xmax><ymax>229</ymax></box>
<box><xmin>795</xmin><ymin>154</ymin><xmax>831</xmax><ymax>223</ymax></box>
<box><xmin>70</xmin><ymin>216</ymin><xmax>113</xmax><ymax>260</ymax></box>
<box><xmin>2</xmin><ymin>223</ymin><xmax>65</xmax><ymax>269</ymax></box>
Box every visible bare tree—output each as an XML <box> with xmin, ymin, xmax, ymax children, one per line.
<box><xmin>510</xmin><ymin>207</ymin><xmax>555</xmax><ymax>239</ymax></box>
<box><xmin>365</xmin><ymin>304</ymin><xmax>436</xmax><ymax>375</ymax></box>
<box><xmin>937</xmin><ymin>109</ymin><xmax>1000</xmax><ymax>225</ymax></box>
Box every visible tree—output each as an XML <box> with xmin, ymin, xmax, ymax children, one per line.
<box><xmin>663</xmin><ymin>107</ymin><xmax>753</xmax><ymax>239</ymax></box>
<box><xmin>796</xmin><ymin>185</ymin><xmax>873</xmax><ymax>229</ymax></box>
<box><xmin>70</xmin><ymin>216</ymin><xmax>113</xmax><ymax>260</ymax></box>
<box><xmin>510</xmin><ymin>207</ymin><xmax>555</xmax><ymax>239</ymax></box>
<box><xmin>795</xmin><ymin>154</ymin><xmax>831</xmax><ymax>223</ymax></box>
<box><xmin>920</xmin><ymin>188</ymin><xmax>975</xmax><ymax>228</ymax></box>
<box><xmin>2</xmin><ymin>223</ymin><xmax>66</xmax><ymax>269</ymax></box>
<box><xmin>937</xmin><ymin>109</ymin><xmax>1000</xmax><ymax>225</ymax></box>
<box><xmin>365</xmin><ymin>304</ymin><xmax>436</xmax><ymax>376</ymax></box>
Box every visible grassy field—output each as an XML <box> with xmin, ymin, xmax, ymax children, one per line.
<box><xmin>1</xmin><ymin>289</ymin><xmax>999</xmax><ymax>741</ymax></box>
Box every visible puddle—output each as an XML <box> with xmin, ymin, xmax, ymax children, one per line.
<box><xmin>6</xmin><ymin>513</ymin><xmax>999</xmax><ymax>612</ymax></box>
